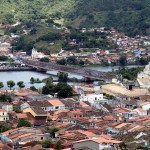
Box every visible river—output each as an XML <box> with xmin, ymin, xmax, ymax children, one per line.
<box><xmin>0</xmin><ymin>65</ymin><xmax>142</xmax><ymax>89</ymax></box>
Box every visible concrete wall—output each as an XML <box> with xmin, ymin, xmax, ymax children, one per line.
<box><xmin>73</xmin><ymin>141</ymin><xmax>118</xmax><ymax>150</ymax></box>
<box><xmin>2</xmin><ymin>105</ymin><xmax>13</xmax><ymax>112</ymax></box>
<box><xmin>73</xmin><ymin>141</ymin><xmax>99</xmax><ymax>150</ymax></box>
<box><xmin>142</xmin><ymin>104</ymin><xmax>150</xmax><ymax>110</ymax></box>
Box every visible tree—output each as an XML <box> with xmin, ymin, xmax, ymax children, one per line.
<box><xmin>30</xmin><ymin>28</ymin><xmax>37</xmax><ymax>35</ymax></box>
<box><xmin>0</xmin><ymin>94</ymin><xmax>11</xmax><ymax>102</ymax></box>
<box><xmin>79</xmin><ymin>60</ymin><xmax>85</xmax><ymax>66</ymax></box>
<box><xmin>42</xmin><ymin>77</ymin><xmax>53</xmax><ymax>84</ymax></box>
<box><xmin>138</xmin><ymin>57</ymin><xmax>148</xmax><ymax>65</ymax></box>
<box><xmin>119</xmin><ymin>142</ymin><xmax>128</xmax><ymax>150</ymax></box>
<box><xmin>0</xmin><ymin>82</ymin><xmax>4</xmax><ymax>89</ymax></box>
<box><xmin>57</xmin><ymin>72</ymin><xmax>68</xmax><ymax>82</ymax></box>
<box><xmin>55</xmin><ymin>141</ymin><xmax>63</xmax><ymax>150</ymax></box>
<box><xmin>40</xmin><ymin>57</ymin><xmax>49</xmax><ymax>62</ymax></box>
<box><xmin>50</xmin><ymin>127</ymin><xmax>59</xmax><ymax>138</ymax></box>
<box><xmin>0</xmin><ymin>123</ymin><xmax>10</xmax><ymax>133</ymax></box>
<box><xmin>17</xmin><ymin>118</ymin><xmax>31</xmax><ymax>127</ymax></box>
<box><xmin>56</xmin><ymin>83</ymin><xmax>73</xmax><ymax>98</ymax></box>
<box><xmin>119</xmin><ymin>55</ymin><xmax>127</xmax><ymax>67</ymax></box>
<box><xmin>42</xmin><ymin>138</ymin><xmax>51</xmax><ymax>148</ymax></box>
<box><xmin>56</xmin><ymin>59</ymin><xmax>66</xmax><ymax>65</ymax></box>
<box><xmin>30</xmin><ymin>86</ymin><xmax>38</xmax><ymax>91</ymax></box>
<box><xmin>17</xmin><ymin>81</ymin><xmax>25</xmax><ymax>89</ymax></box>
<box><xmin>30</xmin><ymin>77</ymin><xmax>35</xmax><ymax>84</ymax></box>
<box><xmin>47</xmin><ymin>117</ymin><xmax>52</xmax><ymax>122</ymax></box>
<box><xmin>42</xmin><ymin>82</ymin><xmax>55</xmax><ymax>95</ymax></box>
<box><xmin>67</xmin><ymin>56</ymin><xmax>78</xmax><ymax>65</ymax></box>
<box><xmin>0</xmin><ymin>55</ymin><xmax>8</xmax><ymax>61</ymax></box>
<box><xmin>13</xmin><ymin>105</ymin><xmax>21</xmax><ymax>113</ymax></box>
<box><xmin>7</xmin><ymin>80</ymin><xmax>15</xmax><ymax>90</ymax></box>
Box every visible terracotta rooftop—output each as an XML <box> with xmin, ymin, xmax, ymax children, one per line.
<box><xmin>74</xmin><ymin>137</ymin><xmax>122</xmax><ymax>144</ymax></box>
<box><xmin>134</xmin><ymin>108</ymin><xmax>146</xmax><ymax>112</ymax></box>
<box><xmin>48</xmin><ymin>99</ymin><xmax>64</xmax><ymax>106</ymax></box>
<box><xmin>76</xmin><ymin>130</ymin><xmax>96</xmax><ymax>137</ymax></box>
<box><xmin>115</xmin><ymin>123</ymin><xmax>130</xmax><ymax>129</ymax></box>
<box><xmin>79</xmin><ymin>101</ymin><xmax>90</xmax><ymax>107</ymax></box>
<box><xmin>15</xmin><ymin>90</ymin><xmax>38</xmax><ymax>96</ymax></box>
<box><xmin>16</xmin><ymin>113</ymin><xmax>28</xmax><ymax>119</ymax></box>
<box><xmin>114</xmin><ymin>107</ymin><xmax>132</xmax><ymax>113</ymax></box>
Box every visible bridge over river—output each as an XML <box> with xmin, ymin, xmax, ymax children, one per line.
<box><xmin>23</xmin><ymin>59</ymin><xmax>115</xmax><ymax>80</ymax></box>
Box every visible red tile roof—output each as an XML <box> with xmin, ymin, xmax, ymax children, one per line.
<box><xmin>48</xmin><ymin>99</ymin><xmax>64</xmax><ymax>106</ymax></box>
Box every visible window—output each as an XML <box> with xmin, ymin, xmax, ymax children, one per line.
<box><xmin>3</xmin><ymin>113</ymin><xmax>4</xmax><ymax>115</ymax></box>
<box><xmin>41</xmin><ymin>137</ymin><xmax>43</xmax><ymax>140</ymax></box>
<box><xmin>55</xmin><ymin>106</ymin><xmax>59</xmax><ymax>110</ymax></box>
<box><xmin>3</xmin><ymin>118</ymin><xmax>5</xmax><ymax>120</ymax></box>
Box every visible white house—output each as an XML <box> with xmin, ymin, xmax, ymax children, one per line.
<box><xmin>113</xmin><ymin>108</ymin><xmax>136</xmax><ymax>119</ymax></box>
<box><xmin>0</xmin><ymin>109</ymin><xmax>9</xmax><ymax>121</ymax></box>
<box><xmin>48</xmin><ymin>99</ymin><xmax>65</xmax><ymax>111</ymax></box>
<box><xmin>133</xmin><ymin>108</ymin><xmax>147</xmax><ymax>116</ymax></box>
<box><xmin>79</xmin><ymin>93</ymin><xmax>110</xmax><ymax>105</ymax></box>
<box><xmin>21</xmin><ymin>101</ymin><xmax>53</xmax><ymax>112</ymax></box>
<box><xmin>140</xmin><ymin>102</ymin><xmax>150</xmax><ymax>111</ymax></box>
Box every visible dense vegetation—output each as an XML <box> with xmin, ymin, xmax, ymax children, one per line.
<box><xmin>1</xmin><ymin>0</ymin><xmax>150</xmax><ymax>36</ymax></box>
<box><xmin>116</xmin><ymin>67</ymin><xmax>144</xmax><ymax>80</ymax></box>
<box><xmin>42</xmin><ymin>81</ymin><xmax>73</xmax><ymax>98</ymax></box>
<box><xmin>11</xmin><ymin>25</ymin><xmax>116</xmax><ymax>54</ymax></box>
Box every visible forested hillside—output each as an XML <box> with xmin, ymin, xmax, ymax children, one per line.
<box><xmin>1</xmin><ymin>0</ymin><xmax>150</xmax><ymax>36</ymax></box>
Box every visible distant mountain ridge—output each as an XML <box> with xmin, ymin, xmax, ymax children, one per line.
<box><xmin>1</xmin><ymin>0</ymin><xmax>150</xmax><ymax>36</ymax></box>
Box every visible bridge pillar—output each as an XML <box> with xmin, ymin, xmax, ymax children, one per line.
<box><xmin>36</xmin><ymin>68</ymin><xmax>47</xmax><ymax>73</ymax></box>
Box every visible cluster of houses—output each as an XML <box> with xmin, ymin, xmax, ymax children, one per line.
<box><xmin>51</xmin><ymin>27</ymin><xmax>150</xmax><ymax>65</ymax></box>
<box><xmin>0</xmin><ymin>35</ymin><xmax>14</xmax><ymax>56</ymax></box>
<box><xmin>0</xmin><ymin>81</ymin><xmax>149</xmax><ymax>150</ymax></box>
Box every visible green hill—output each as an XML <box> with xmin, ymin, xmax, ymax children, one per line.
<box><xmin>1</xmin><ymin>0</ymin><xmax>150</xmax><ymax>36</ymax></box>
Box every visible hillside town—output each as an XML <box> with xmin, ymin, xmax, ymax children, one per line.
<box><xmin>0</xmin><ymin>74</ymin><xmax>150</xmax><ymax>149</ymax></box>
<box><xmin>0</xmin><ymin>23</ymin><xmax>150</xmax><ymax>150</ymax></box>
<box><xmin>0</xmin><ymin>24</ymin><xmax>150</xmax><ymax>66</ymax></box>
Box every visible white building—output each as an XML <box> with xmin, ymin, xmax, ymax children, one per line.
<box><xmin>133</xmin><ymin>108</ymin><xmax>147</xmax><ymax>116</ymax></box>
<box><xmin>48</xmin><ymin>99</ymin><xmax>65</xmax><ymax>111</ymax></box>
<box><xmin>21</xmin><ymin>99</ymin><xmax>65</xmax><ymax>112</ymax></box>
<box><xmin>31</xmin><ymin>48</ymin><xmax>45</xmax><ymax>59</ymax></box>
<box><xmin>140</xmin><ymin>102</ymin><xmax>150</xmax><ymax>111</ymax></box>
<box><xmin>0</xmin><ymin>109</ymin><xmax>9</xmax><ymax>121</ymax></box>
<box><xmin>79</xmin><ymin>93</ymin><xmax>110</xmax><ymax>105</ymax></box>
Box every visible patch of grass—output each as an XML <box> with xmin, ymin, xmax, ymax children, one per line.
<box><xmin>0</xmin><ymin>29</ymin><xmax>5</xmax><ymax>35</ymax></box>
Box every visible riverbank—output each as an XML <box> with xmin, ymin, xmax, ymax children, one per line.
<box><xmin>86</xmin><ymin>63</ymin><xmax>143</xmax><ymax>68</ymax></box>
<box><xmin>0</xmin><ymin>67</ymin><xmax>35</xmax><ymax>72</ymax></box>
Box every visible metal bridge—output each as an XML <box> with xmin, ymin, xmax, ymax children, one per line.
<box><xmin>23</xmin><ymin>59</ymin><xmax>115</xmax><ymax>80</ymax></box>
